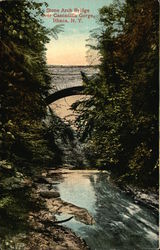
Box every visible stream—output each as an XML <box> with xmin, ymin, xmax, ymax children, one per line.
<box><xmin>47</xmin><ymin>65</ymin><xmax>159</xmax><ymax>250</ymax></box>
<box><xmin>53</xmin><ymin>170</ymin><xmax>158</xmax><ymax>250</ymax></box>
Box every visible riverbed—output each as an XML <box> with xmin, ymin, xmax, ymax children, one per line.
<box><xmin>52</xmin><ymin>170</ymin><xmax>158</xmax><ymax>250</ymax></box>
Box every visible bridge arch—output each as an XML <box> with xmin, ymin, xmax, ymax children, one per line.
<box><xmin>45</xmin><ymin>86</ymin><xmax>85</xmax><ymax>105</ymax></box>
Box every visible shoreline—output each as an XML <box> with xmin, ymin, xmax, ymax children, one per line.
<box><xmin>0</xmin><ymin>166</ymin><xmax>158</xmax><ymax>249</ymax></box>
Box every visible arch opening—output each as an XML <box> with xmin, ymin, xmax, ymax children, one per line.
<box><xmin>45</xmin><ymin>86</ymin><xmax>85</xmax><ymax>105</ymax></box>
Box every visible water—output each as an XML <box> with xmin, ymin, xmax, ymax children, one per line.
<box><xmin>55</xmin><ymin>171</ymin><xmax>159</xmax><ymax>250</ymax></box>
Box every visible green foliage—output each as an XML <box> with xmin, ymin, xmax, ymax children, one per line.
<box><xmin>73</xmin><ymin>0</ymin><xmax>158</xmax><ymax>187</ymax></box>
<box><xmin>0</xmin><ymin>0</ymin><xmax>63</xmax><ymax>165</ymax></box>
<box><xmin>0</xmin><ymin>197</ymin><xmax>13</xmax><ymax>209</ymax></box>
<box><xmin>0</xmin><ymin>1</ymin><xmax>67</xmax><ymax>244</ymax></box>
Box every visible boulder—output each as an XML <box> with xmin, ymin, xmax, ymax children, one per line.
<box><xmin>40</xmin><ymin>191</ymin><xmax>60</xmax><ymax>199</ymax></box>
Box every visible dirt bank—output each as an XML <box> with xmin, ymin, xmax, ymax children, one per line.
<box><xmin>26</xmin><ymin>168</ymin><xmax>93</xmax><ymax>250</ymax></box>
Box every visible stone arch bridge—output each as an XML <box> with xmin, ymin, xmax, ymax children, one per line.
<box><xmin>45</xmin><ymin>85</ymin><xmax>84</xmax><ymax>105</ymax></box>
<box><xmin>45</xmin><ymin>66</ymin><xmax>98</xmax><ymax>105</ymax></box>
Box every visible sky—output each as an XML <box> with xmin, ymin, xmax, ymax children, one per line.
<box><xmin>36</xmin><ymin>0</ymin><xmax>113</xmax><ymax>65</ymax></box>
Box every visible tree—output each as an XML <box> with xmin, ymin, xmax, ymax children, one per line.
<box><xmin>73</xmin><ymin>0</ymin><xmax>158</xmax><ymax>187</ymax></box>
<box><xmin>0</xmin><ymin>0</ymin><xmax>63</xmax><ymax>164</ymax></box>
